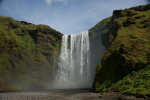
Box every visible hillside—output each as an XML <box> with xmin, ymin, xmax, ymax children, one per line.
<box><xmin>92</xmin><ymin>4</ymin><xmax>150</xmax><ymax>98</ymax></box>
<box><xmin>0</xmin><ymin>16</ymin><xmax>62</xmax><ymax>91</ymax></box>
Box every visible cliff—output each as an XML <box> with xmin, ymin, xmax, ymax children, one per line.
<box><xmin>0</xmin><ymin>16</ymin><xmax>62</xmax><ymax>91</ymax></box>
<box><xmin>93</xmin><ymin>4</ymin><xmax>150</xmax><ymax>98</ymax></box>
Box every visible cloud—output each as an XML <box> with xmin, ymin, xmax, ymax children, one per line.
<box><xmin>45</xmin><ymin>0</ymin><xmax>68</xmax><ymax>5</ymax></box>
<box><xmin>45</xmin><ymin>0</ymin><xmax>52</xmax><ymax>5</ymax></box>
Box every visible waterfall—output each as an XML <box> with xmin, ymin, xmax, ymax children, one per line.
<box><xmin>53</xmin><ymin>31</ymin><xmax>106</xmax><ymax>89</ymax></box>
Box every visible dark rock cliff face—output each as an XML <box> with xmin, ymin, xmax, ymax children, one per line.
<box><xmin>88</xmin><ymin>20</ymin><xmax>106</xmax><ymax>82</ymax></box>
<box><xmin>0</xmin><ymin>16</ymin><xmax>62</xmax><ymax>91</ymax></box>
<box><xmin>92</xmin><ymin>4</ymin><xmax>150</xmax><ymax>97</ymax></box>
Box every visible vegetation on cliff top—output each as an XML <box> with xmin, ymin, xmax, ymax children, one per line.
<box><xmin>0</xmin><ymin>16</ymin><xmax>62</xmax><ymax>91</ymax></box>
<box><xmin>93</xmin><ymin>4</ymin><xmax>150</xmax><ymax>98</ymax></box>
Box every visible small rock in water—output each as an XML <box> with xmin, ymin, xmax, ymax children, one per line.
<box><xmin>98</xmin><ymin>95</ymin><xmax>102</xmax><ymax>98</ymax></box>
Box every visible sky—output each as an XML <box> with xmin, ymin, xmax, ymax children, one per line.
<box><xmin>0</xmin><ymin>0</ymin><xmax>148</xmax><ymax>34</ymax></box>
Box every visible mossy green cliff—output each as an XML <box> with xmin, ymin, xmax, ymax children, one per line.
<box><xmin>0</xmin><ymin>16</ymin><xmax>62</xmax><ymax>91</ymax></box>
<box><xmin>92</xmin><ymin>4</ymin><xmax>150</xmax><ymax>98</ymax></box>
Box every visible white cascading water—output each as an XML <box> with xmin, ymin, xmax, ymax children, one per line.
<box><xmin>53</xmin><ymin>31</ymin><xmax>106</xmax><ymax>89</ymax></box>
<box><xmin>54</xmin><ymin>31</ymin><xmax>92</xmax><ymax>88</ymax></box>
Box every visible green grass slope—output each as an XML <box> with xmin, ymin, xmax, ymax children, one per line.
<box><xmin>0</xmin><ymin>16</ymin><xmax>62</xmax><ymax>91</ymax></box>
<box><xmin>92</xmin><ymin>4</ymin><xmax>150</xmax><ymax>98</ymax></box>
<box><xmin>109</xmin><ymin>65</ymin><xmax>150</xmax><ymax>98</ymax></box>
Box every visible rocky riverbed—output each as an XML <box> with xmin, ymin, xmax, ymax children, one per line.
<box><xmin>0</xmin><ymin>89</ymin><xmax>145</xmax><ymax>100</ymax></box>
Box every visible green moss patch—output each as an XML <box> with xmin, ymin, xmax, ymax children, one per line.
<box><xmin>0</xmin><ymin>16</ymin><xmax>62</xmax><ymax>90</ymax></box>
<box><xmin>93</xmin><ymin>4</ymin><xmax>150</xmax><ymax>98</ymax></box>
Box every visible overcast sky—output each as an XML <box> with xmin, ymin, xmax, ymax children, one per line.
<box><xmin>0</xmin><ymin>0</ymin><xmax>148</xmax><ymax>34</ymax></box>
